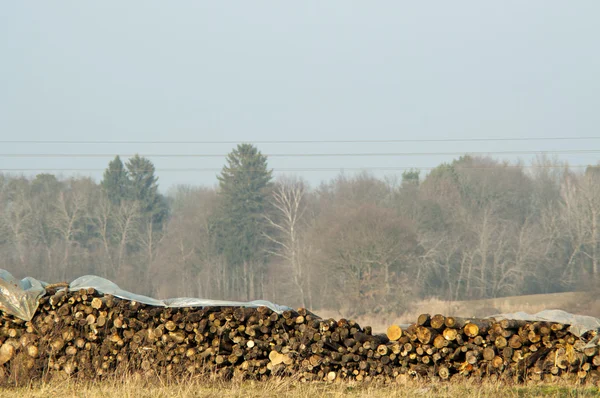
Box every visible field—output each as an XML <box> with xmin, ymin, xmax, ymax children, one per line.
<box><xmin>2</xmin><ymin>376</ymin><xmax>599</xmax><ymax>398</ymax></box>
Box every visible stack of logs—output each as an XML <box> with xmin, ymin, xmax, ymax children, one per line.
<box><xmin>0</xmin><ymin>287</ymin><xmax>598</xmax><ymax>385</ymax></box>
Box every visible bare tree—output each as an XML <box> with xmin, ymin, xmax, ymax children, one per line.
<box><xmin>579</xmin><ymin>172</ymin><xmax>600</xmax><ymax>278</ymax></box>
<box><xmin>92</xmin><ymin>193</ymin><xmax>116</xmax><ymax>275</ymax></box>
<box><xmin>51</xmin><ymin>183</ymin><xmax>88</xmax><ymax>278</ymax></box>
<box><xmin>316</xmin><ymin>203</ymin><xmax>417</xmax><ymax>315</ymax></box>
<box><xmin>415</xmin><ymin>232</ymin><xmax>465</xmax><ymax>301</ymax></box>
<box><xmin>112</xmin><ymin>200</ymin><xmax>140</xmax><ymax>279</ymax></box>
<box><xmin>136</xmin><ymin>219</ymin><xmax>167</xmax><ymax>293</ymax></box>
<box><xmin>0</xmin><ymin>179</ymin><xmax>33</xmax><ymax>269</ymax></box>
<box><xmin>264</xmin><ymin>177</ymin><xmax>311</xmax><ymax>308</ymax></box>
<box><xmin>153</xmin><ymin>186</ymin><xmax>222</xmax><ymax>299</ymax></box>
<box><xmin>560</xmin><ymin>174</ymin><xmax>590</xmax><ymax>284</ymax></box>
<box><xmin>559</xmin><ymin>171</ymin><xmax>600</xmax><ymax>286</ymax></box>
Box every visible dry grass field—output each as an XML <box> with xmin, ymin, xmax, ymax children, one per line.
<box><xmin>1</xmin><ymin>376</ymin><xmax>599</xmax><ymax>398</ymax></box>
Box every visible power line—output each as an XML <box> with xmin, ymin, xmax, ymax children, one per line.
<box><xmin>0</xmin><ymin>165</ymin><xmax>586</xmax><ymax>173</ymax></box>
<box><xmin>1</xmin><ymin>149</ymin><xmax>600</xmax><ymax>158</ymax></box>
<box><xmin>1</xmin><ymin>136</ymin><xmax>600</xmax><ymax>144</ymax></box>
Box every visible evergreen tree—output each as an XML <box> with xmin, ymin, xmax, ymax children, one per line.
<box><xmin>100</xmin><ymin>156</ymin><xmax>130</xmax><ymax>204</ymax></box>
<box><xmin>125</xmin><ymin>154</ymin><xmax>168</xmax><ymax>225</ymax></box>
<box><xmin>215</xmin><ymin>144</ymin><xmax>273</xmax><ymax>299</ymax></box>
<box><xmin>401</xmin><ymin>168</ymin><xmax>420</xmax><ymax>186</ymax></box>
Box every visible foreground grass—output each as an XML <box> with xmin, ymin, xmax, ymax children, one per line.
<box><xmin>1</xmin><ymin>376</ymin><xmax>599</xmax><ymax>398</ymax></box>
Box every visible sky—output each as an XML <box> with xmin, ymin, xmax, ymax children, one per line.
<box><xmin>1</xmin><ymin>1</ymin><xmax>599</xmax><ymax>192</ymax></box>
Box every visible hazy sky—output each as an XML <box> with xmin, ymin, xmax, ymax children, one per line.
<box><xmin>1</xmin><ymin>1</ymin><xmax>599</xmax><ymax>191</ymax></box>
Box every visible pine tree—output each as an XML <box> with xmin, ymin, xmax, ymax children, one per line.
<box><xmin>215</xmin><ymin>144</ymin><xmax>273</xmax><ymax>300</ymax></box>
<box><xmin>100</xmin><ymin>156</ymin><xmax>130</xmax><ymax>204</ymax></box>
<box><xmin>402</xmin><ymin>168</ymin><xmax>420</xmax><ymax>186</ymax></box>
<box><xmin>125</xmin><ymin>154</ymin><xmax>168</xmax><ymax>225</ymax></box>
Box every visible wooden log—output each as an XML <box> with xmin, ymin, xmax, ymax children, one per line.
<box><xmin>499</xmin><ymin>319</ymin><xmax>529</xmax><ymax>330</ymax></box>
<box><xmin>417</xmin><ymin>314</ymin><xmax>431</xmax><ymax>327</ymax></box>
<box><xmin>1</xmin><ymin>286</ymin><xmax>597</xmax><ymax>384</ymax></box>
<box><xmin>483</xmin><ymin>347</ymin><xmax>496</xmax><ymax>361</ymax></box>
<box><xmin>386</xmin><ymin>325</ymin><xmax>402</xmax><ymax>342</ymax></box>
<box><xmin>444</xmin><ymin>317</ymin><xmax>469</xmax><ymax>329</ymax></box>
<box><xmin>430</xmin><ymin>314</ymin><xmax>446</xmax><ymax>330</ymax></box>
<box><xmin>508</xmin><ymin>335</ymin><xmax>523</xmax><ymax>349</ymax></box>
<box><xmin>463</xmin><ymin>320</ymin><xmax>492</xmax><ymax>338</ymax></box>
<box><xmin>0</xmin><ymin>344</ymin><xmax>15</xmax><ymax>365</ymax></box>
<box><xmin>416</xmin><ymin>326</ymin><xmax>436</xmax><ymax>345</ymax></box>
<box><xmin>491</xmin><ymin>355</ymin><xmax>504</xmax><ymax>369</ymax></box>
<box><xmin>494</xmin><ymin>336</ymin><xmax>508</xmax><ymax>349</ymax></box>
<box><xmin>433</xmin><ymin>335</ymin><xmax>448</xmax><ymax>349</ymax></box>
<box><xmin>442</xmin><ymin>328</ymin><xmax>458</xmax><ymax>341</ymax></box>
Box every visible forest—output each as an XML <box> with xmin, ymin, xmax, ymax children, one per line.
<box><xmin>1</xmin><ymin>144</ymin><xmax>599</xmax><ymax>316</ymax></box>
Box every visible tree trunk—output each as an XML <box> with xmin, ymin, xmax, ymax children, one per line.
<box><xmin>243</xmin><ymin>261</ymin><xmax>250</xmax><ymax>301</ymax></box>
<box><xmin>592</xmin><ymin>209</ymin><xmax>598</xmax><ymax>277</ymax></box>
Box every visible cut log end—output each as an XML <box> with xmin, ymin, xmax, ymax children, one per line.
<box><xmin>438</xmin><ymin>366</ymin><xmax>450</xmax><ymax>380</ymax></box>
<box><xmin>464</xmin><ymin>323</ymin><xmax>480</xmax><ymax>338</ymax></box>
<box><xmin>386</xmin><ymin>325</ymin><xmax>402</xmax><ymax>341</ymax></box>
<box><xmin>417</xmin><ymin>314</ymin><xmax>431</xmax><ymax>327</ymax></box>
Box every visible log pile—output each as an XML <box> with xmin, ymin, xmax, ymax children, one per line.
<box><xmin>400</xmin><ymin>313</ymin><xmax>600</xmax><ymax>383</ymax></box>
<box><xmin>0</xmin><ymin>287</ymin><xmax>598</xmax><ymax>385</ymax></box>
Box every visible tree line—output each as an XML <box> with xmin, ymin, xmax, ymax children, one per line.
<box><xmin>1</xmin><ymin>145</ymin><xmax>599</xmax><ymax>315</ymax></box>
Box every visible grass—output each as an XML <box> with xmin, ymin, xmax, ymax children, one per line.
<box><xmin>1</xmin><ymin>376</ymin><xmax>599</xmax><ymax>398</ymax></box>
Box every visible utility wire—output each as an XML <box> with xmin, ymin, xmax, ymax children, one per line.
<box><xmin>1</xmin><ymin>136</ymin><xmax>599</xmax><ymax>145</ymax></box>
<box><xmin>1</xmin><ymin>149</ymin><xmax>600</xmax><ymax>158</ymax></box>
<box><xmin>0</xmin><ymin>165</ymin><xmax>586</xmax><ymax>173</ymax></box>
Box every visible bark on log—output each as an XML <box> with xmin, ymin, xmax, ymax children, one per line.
<box><xmin>0</xmin><ymin>287</ymin><xmax>597</xmax><ymax>385</ymax></box>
